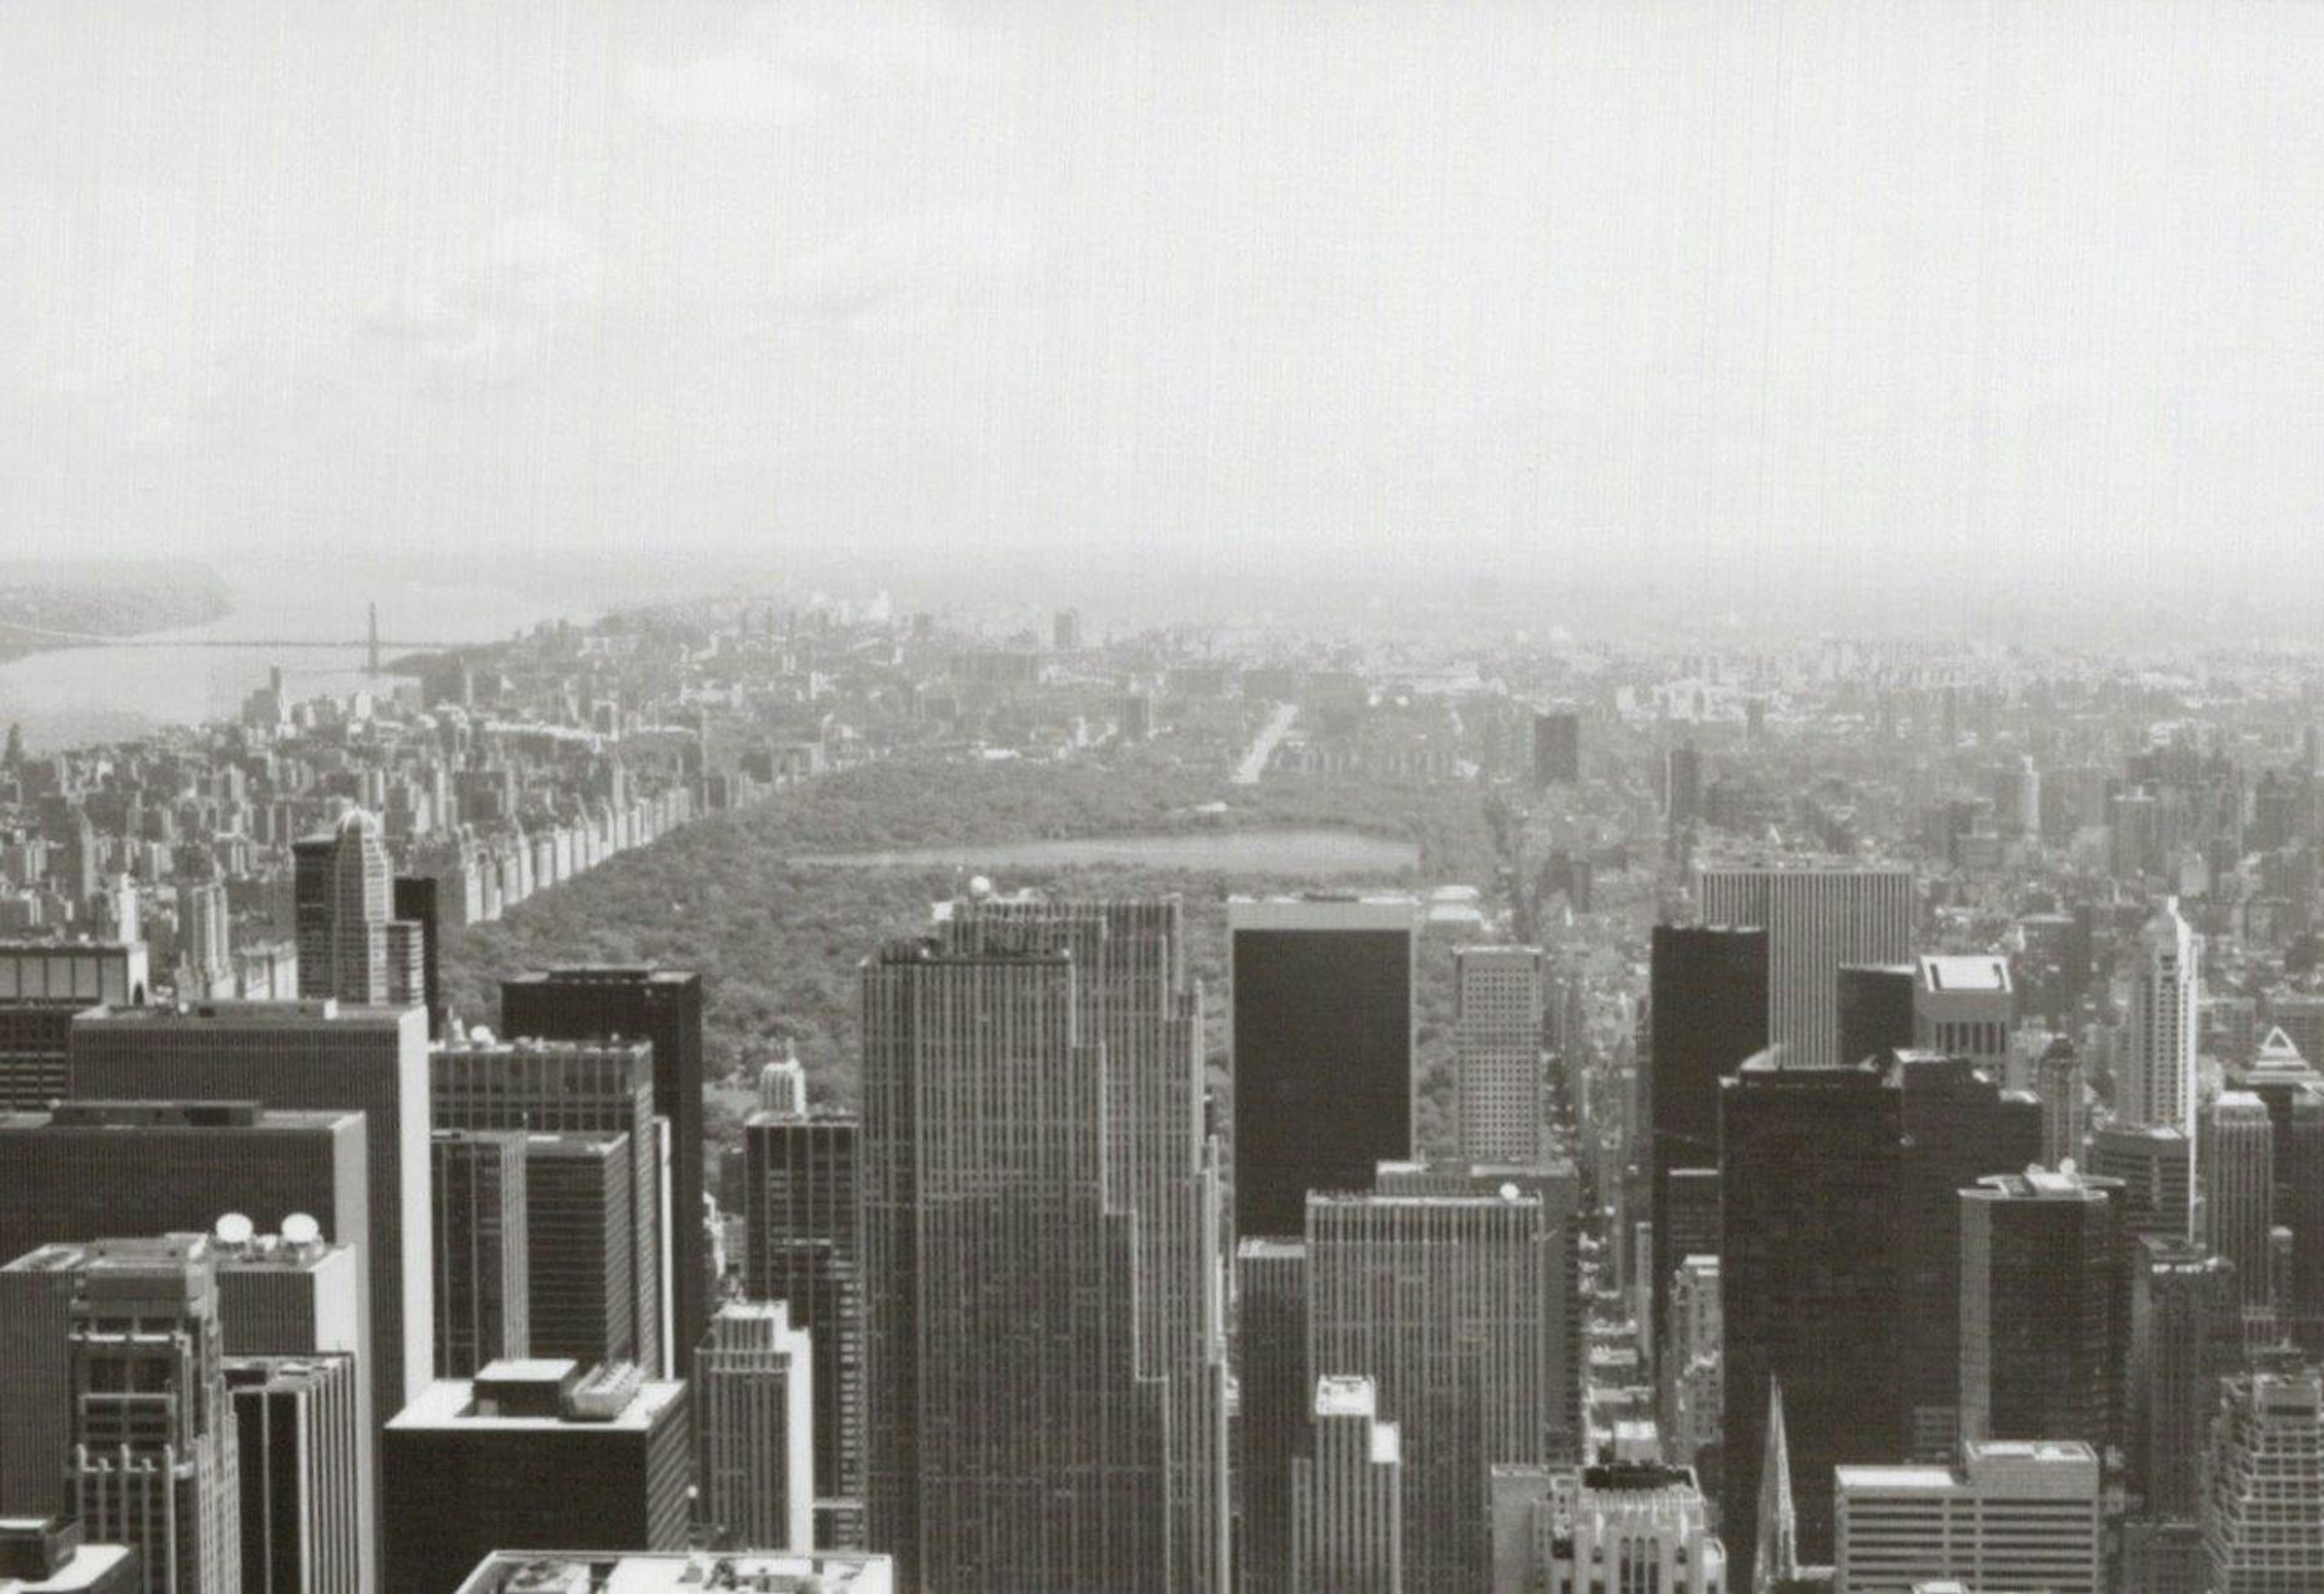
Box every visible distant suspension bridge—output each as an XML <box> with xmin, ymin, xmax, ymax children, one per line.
<box><xmin>0</xmin><ymin>603</ymin><xmax>468</xmax><ymax>671</ymax></box>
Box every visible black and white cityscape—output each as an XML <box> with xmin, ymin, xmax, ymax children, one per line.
<box><xmin>5</xmin><ymin>5</ymin><xmax>2323</xmax><ymax>1593</ymax></box>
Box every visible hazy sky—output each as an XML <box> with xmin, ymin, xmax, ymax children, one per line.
<box><xmin>4</xmin><ymin>2</ymin><xmax>2320</xmax><ymax>611</ymax></box>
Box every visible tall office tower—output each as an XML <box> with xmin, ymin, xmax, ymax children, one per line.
<box><xmin>1719</xmin><ymin>1058</ymin><xmax>1904</xmax><ymax>1585</ymax></box>
<box><xmin>2201</xmin><ymin>1092</ymin><xmax>2277</xmax><ymax>1319</ymax></box>
<box><xmin>179</xmin><ymin>881</ymin><xmax>232</xmax><ymax>999</ymax></box>
<box><xmin>70</xmin><ymin>1002</ymin><xmax>432</xmax><ymax>1420</ymax></box>
<box><xmin>1912</xmin><ymin>954</ymin><xmax>2015</xmax><ymax>1074</ymax></box>
<box><xmin>1532</xmin><ymin>709</ymin><xmax>1581</xmax><ymax>787</ymax></box>
<box><xmin>522</xmin><ymin>1133</ymin><xmax>636</xmax><ymax>1366</ymax></box>
<box><xmin>2129</xmin><ymin>1238</ymin><xmax>2240</xmax><ymax>1521</ymax></box>
<box><xmin>1836</xmin><ymin>962</ymin><xmax>1914</xmax><ymax>1068</ymax></box>
<box><xmin>1959</xmin><ymin>1169</ymin><xmax>2127</xmax><ymax>1451</ymax></box>
<box><xmin>430</xmin><ymin>1131</ymin><xmax>530</xmax><ymax>1377</ymax></box>
<box><xmin>2119</xmin><ymin>899</ymin><xmax>2201</xmax><ymax>1140</ymax></box>
<box><xmin>1374</xmin><ymin>1159</ymin><xmax>1581</xmax><ymax>1465</ymax></box>
<box><xmin>389</xmin><ymin>877</ymin><xmax>443</xmax><ymax>1039</ymax></box>
<box><xmin>431</xmin><ymin>1038</ymin><xmax>662</xmax><ymax>1376</ymax></box>
<box><xmin>1664</xmin><ymin>743</ymin><xmax>1705</xmax><ymax>827</ymax></box>
<box><xmin>499</xmin><ymin>968</ymin><xmax>707</xmax><ymax>1365</ymax></box>
<box><xmin>743</xmin><ymin>1110</ymin><xmax>864</xmax><ymax>1549</ymax></box>
<box><xmin>1287</xmin><ymin>1377</ymin><xmax>1400</xmax><ymax>1594</ymax></box>
<box><xmin>211</xmin><ymin>1224</ymin><xmax>373</xmax><ymax>1592</ymax></box>
<box><xmin>861</xmin><ymin>937</ymin><xmax>1166</xmax><ymax>1593</ymax></box>
<box><xmin>1490</xmin><ymin>1459</ymin><xmax>1728</xmax><ymax>1594</ymax></box>
<box><xmin>2201</xmin><ymin>1360</ymin><xmax>2324</xmax><ymax>1593</ymax></box>
<box><xmin>1889</xmin><ymin>1053</ymin><xmax>2044</xmax><ymax>1460</ymax></box>
<box><xmin>1307</xmin><ymin>1190</ymin><xmax>1558</xmax><ymax>1592</ymax></box>
<box><xmin>1235</xmin><ymin>1239</ymin><xmax>1308</xmax><ymax>1594</ymax></box>
<box><xmin>695</xmin><ymin>1300</ymin><xmax>815</xmax><ymax>1553</ymax></box>
<box><xmin>225</xmin><ymin>1354</ymin><xmax>363</xmax><ymax>1594</ymax></box>
<box><xmin>61</xmin><ymin>1236</ymin><xmax>241</xmax><ymax>1594</ymax></box>
<box><xmin>1663</xmin><ymin>1255</ymin><xmax>1723</xmax><ymax>1475</ymax></box>
<box><xmin>1647</xmin><ymin>925</ymin><xmax>1768</xmax><ymax>1359</ymax></box>
<box><xmin>1</xmin><ymin>939</ymin><xmax>151</xmax><ymax>1109</ymax></box>
<box><xmin>1452</xmin><ymin>945</ymin><xmax>1545</xmax><ymax>1163</ymax></box>
<box><xmin>2089</xmin><ymin>1123</ymin><xmax>2196</xmax><ymax>1246</ymax></box>
<box><xmin>2225</xmin><ymin>1031</ymin><xmax>2324</xmax><ymax>1351</ymax></box>
<box><xmin>450</xmin><ymin>1550</ymin><xmax>897</xmax><ymax>1592</ymax></box>
<box><xmin>0</xmin><ymin>1104</ymin><xmax>367</xmax><ymax>1518</ymax></box>
<box><xmin>292</xmin><ymin>812</ymin><xmax>424</xmax><ymax>1007</ymax></box>
<box><xmin>1834</xmin><ymin>1440</ymin><xmax>2102</xmax><ymax>1594</ymax></box>
<box><xmin>936</xmin><ymin>893</ymin><xmax>1229</xmax><ymax>1592</ymax></box>
<box><xmin>1231</xmin><ymin>897</ymin><xmax>1415</xmax><ymax>1238</ymax></box>
<box><xmin>1695</xmin><ymin>865</ymin><xmax>1914</xmax><ymax>1072</ymax></box>
<box><xmin>382</xmin><ymin>1360</ymin><xmax>690</xmax><ymax>1592</ymax></box>
<box><xmin>2038</xmin><ymin>1037</ymin><xmax>2087</xmax><ymax>1166</ymax></box>
<box><xmin>0</xmin><ymin>1518</ymin><xmax>136</xmax><ymax>1592</ymax></box>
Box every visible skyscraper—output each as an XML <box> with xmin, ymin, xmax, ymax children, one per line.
<box><xmin>1834</xmin><ymin>1440</ymin><xmax>2101</xmax><ymax>1594</ymax></box>
<box><xmin>695</xmin><ymin>1299</ymin><xmax>815</xmax><ymax>1553</ymax></box>
<box><xmin>1307</xmin><ymin>1190</ymin><xmax>1559</xmax><ymax>1593</ymax></box>
<box><xmin>225</xmin><ymin>1354</ymin><xmax>364</xmax><ymax>1594</ymax></box>
<box><xmin>1452</xmin><ymin>945</ymin><xmax>1545</xmax><ymax>1164</ymax></box>
<box><xmin>1</xmin><ymin>939</ymin><xmax>150</xmax><ymax>1109</ymax></box>
<box><xmin>2202</xmin><ymin>1360</ymin><xmax>2324</xmax><ymax>1593</ymax></box>
<box><xmin>430</xmin><ymin>1130</ymin><xmax>530</xmax><ymax>1378</ymax></box>
<box><xmin>1230</xmin><ymin>896</ymin><xmax>1415</xmax><ymax>1239</ymax></box>
<box><xmin>1647</xmin><ymin>925</ymin><xmax>1768</xmax><ymax>1358</ymax></box>
<box><xmin>521</xmin><ymin>1132</ymin><xmax>635</xmax><ymax>1367</ymax></box>
<box><xmin>61</xmin><ymin>1236</ymin><xmax>241</xmax><ymax>1594</ymax></box>
<box><xmin>1912</xmin><ymin>954</ymin><xmax>2015</xmax><ymax>1074</ymax></box>
<box><xmin>1890</xmin><ymin>1052</ymin><xmax>2044</xmax><ymax>1460</ymax></box>
<box><xmin>430</xmin><ymin>1037</ymin><xmax>662</xmax><ymax>1376</ymax></box>
<box><xmin>861</xmin><ymin>935</ymin><xmax>1166</xmax><ymax>1592</ymax></box>
<box><xmin>1491</xmin><ymin>1458</ymin><xmax>1729</xmax><ymax>1594</ymax></box>
<box><xmin>1959</xmin><ymin>1168</ymin><xmax>2127</xmax><ymax>1452</ymax></box>
<box><xmin>2037</xmin><ymin>1037</ymin><xmax>2087</xmax><ymax>1166</ymax></box>
<box><xmin>2129</xmin><ymin>1237</ymin><xmax>2239</xmax><ymax>1522</ymax></box>
<box><xmin>499</xmin><ymin>968</ymin><xmax>707</xmax><ymax>1366</ymax></box>
<box><xmin>1834</xmin><ymin>961</ymin><xmax>1914</xmax><ymax>1069</ymax></box>
<box><xmin>1664</xmin><ymin>1255</ymin><xmax>1723</xmax><ymax>1479</ymax></box>
<box><xmin>743</xmin><ymin>1109</ymin><xmax>864</xmax><ymax>1549</ymax></box>
<box><xmin>70</xmin><ymin>1001</ymin><xmax>432</xmax><ymax>1420</ymax></box>
<box><xmin>389</xmin><ymin>876</ymin><xmax>444</xmax><ymax>1040</ymax></box>
<box><xmin>1694</xmin><ymin>865</ymin><xmax>1915</xmax><ymax>1071</ymax></box>
<box><xmin>382</xmin><ymin>1360</ymin><xmax>691</xmax><ymax>1593</ymax></box>
<box><xmin>1287</xmin><ymin>1377</ymin><xmax>1400</xmax><ymax>1594</ymax></box>
<box><xmin>1235</xmin><ymin>1238</ymin><xmax>1308</xmax><ymax>1594</ymax></box>
<box><xmin>935</xmin><ymin>893</ymin><xmax>1229</xmax><ymax>1592</ymax></box>
<box><xmin>1532</xmin><ymin>709</ymin><xmax>1581</xmax><ymax>787</ymax></box>
<box><xmin>2089</xmin><ymin>1123</ymin><xmax>2196</xmax><ymax>1247</ymax></box>
<box><xmin>2201</xmin><ymin>1092</ymin><xmax>2277</xmax><ymax>1320</ymax></box>
<box><xmin>292</xmin><ymin>812</ymin><xmax>424</xmax><ymax>1008</ymax></box>
<box><xmin>2118</xmin><ymin>899</ymin><xmax>2201</xmax><ymax>1138</ymax></box>
<box><xmin>1719</xmin><ymin>1058</ymin><xmax>1904</xmax><ymax>1586</ymax></box>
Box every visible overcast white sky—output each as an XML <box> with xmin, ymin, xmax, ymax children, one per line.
<box><xmin>3</xmin><ymin>2</ymin><xmax>2320</xmax><ymax>613</ymax></box>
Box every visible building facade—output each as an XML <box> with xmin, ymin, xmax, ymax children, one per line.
<box><xmin>1452</xmin><ymin>945</ymin><xmax>1546</xmax><ymax>1164</ymax></box>
<box><xmin>1693</xmin><ymin>866</ymin><xmax>1914</xmax><ymax>1072</ymax></box>
<box><xmin>695</xmin><ymin>1300</ymin><xmax>814</xmax><ymax>1553</ymax></box>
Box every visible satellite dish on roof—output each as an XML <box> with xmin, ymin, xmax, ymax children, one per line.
<box><xmin>281</xmin><ymin>1213</ymin><xmax>321</xmax><ymax>1247</ymax></box>
<box><xmin>968</xmin><ymin>875</ymin><xmax>994</xmax><ymax>899</ymax></box>
<box><xmin>1500</xmin><ymin>1182</ymin><xmax>1522</xmax><ymax>1202</ymax></box>
<box><xmin>215</xmin><ymin>1213</ymin><xmax>254</xmax><ymax>1247</ymax></box>
<box><xmin>470</xmin><ymin>1025</ymin><xmax>495</xmax><ymax>1045</ymax></box>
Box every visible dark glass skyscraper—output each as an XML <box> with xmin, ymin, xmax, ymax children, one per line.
<box><xmin>1230</xmin><ymin>898</ymin><xmax>1414</xmax><ymax>1239</ymax></box>
<box><xmin>1891</xmin><ymin>1052</ymin><xmax>2043</xmax><ymax>1460</ymax></box>
<box><xmin>1959</xmin><ymin>1169</ymin><xmax>2127</xmax><ymax>1453</ymax></box>
<box><xmin>1648</xmin><ymin>925</ymin><xmax>1768</xmax><ymax>1357</ymax></box>
<box><xmin>1836</xmin><ymin>962</ymin><xmax>1914</xmax><ymax>1068</ymax></box>
<box><xmin>501</xmin><ymin>968</ymin><xmax>706</xmax><ymax>1364</ymax></box>
<box><xmin>1720</xmin><ymin>1058</ymin><xmax>1903</xmax><ymax>1589</ymax></box>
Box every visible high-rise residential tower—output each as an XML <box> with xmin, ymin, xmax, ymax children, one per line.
<box><xmin>499</xmin><ymin>968</ymin><xmax>707</xmax><ymax>1367</ymax></box>
<box><xmin>292</xmin><ymin>812</ymin><xmax>424</xmax><ymax>1008</ymax></box>
<box><xmin>1694</xmin><ymin>865</ymin><xmax>1915</xmax><ymax>1072</ymax></box>
<box><xmin>1719</xmin><ymin>1057</ymin><xmax>1905</xmax><ymax>1586</ymax></box>
<box><xmin>1230</xmin><ymin>896</ymin><xmax>1415</xmax><ymax>1239</ymax></box>
<box><xmin>1452</xmin><ymin>945</ymin><xmax>1545</xmax><ymax>1163</ymax></box>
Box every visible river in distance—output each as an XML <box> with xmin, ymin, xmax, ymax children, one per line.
<box><xmin>0</xmin><ymin>568</ymin><xmax>580</xmax><ymax>750</ymax></box>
